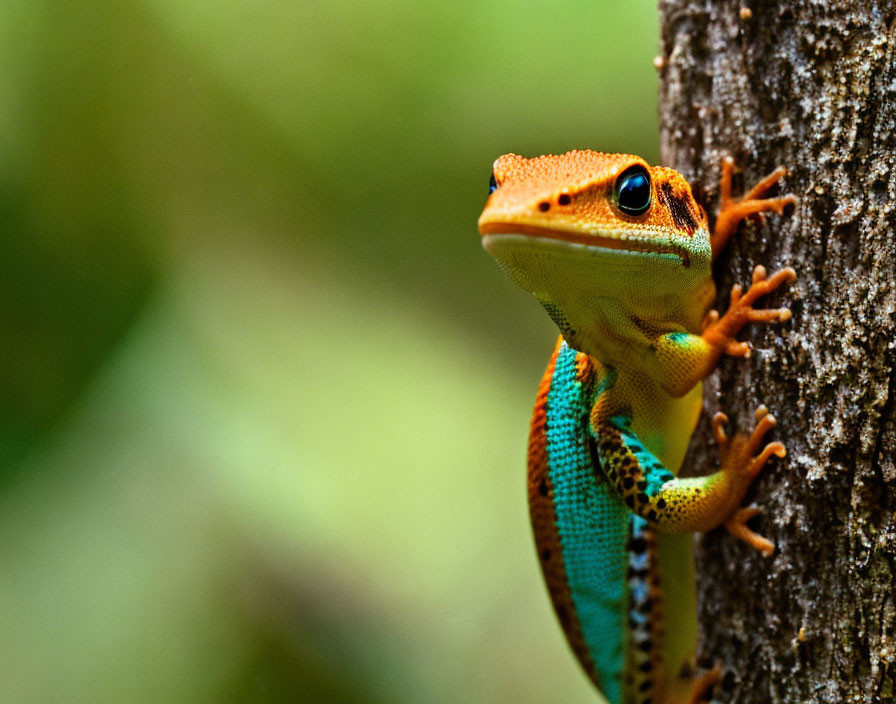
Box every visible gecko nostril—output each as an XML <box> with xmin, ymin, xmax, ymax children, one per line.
<box><xmin>558</xmin><ymin>193</ymin><xmax>572</xmax><ymax>205</ymax></box>
<box><xmin>539</xmin><ymin>201</ymin><xmax>551</xmax><ymax>212</ymax></box>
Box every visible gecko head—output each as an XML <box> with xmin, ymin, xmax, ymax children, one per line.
<box><xmin>478</xmin><ymin>150</ymin><xmax>710</xmax><ymax>266</ymax></box>
<box><xmin>477</xmin><ymin>151</ymin><xmax>713</xmax><ymax>352</ymax></box>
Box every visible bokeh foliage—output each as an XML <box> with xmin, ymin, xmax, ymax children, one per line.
<box><xmin>1</xmin><ymin>1</ymin><xmax>657</xmax><ymax>701</ymax></box>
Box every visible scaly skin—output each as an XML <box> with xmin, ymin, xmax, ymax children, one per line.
<box><xmin>478</xmin><ymin>151</ymin><xmax>796</xmax><ymax>704</ymax></box>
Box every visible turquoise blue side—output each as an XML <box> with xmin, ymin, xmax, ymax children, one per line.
<box><xmin>545</xmin><ymin>342</ymin><xmax>630</xmax><ymax>704</ymax></box>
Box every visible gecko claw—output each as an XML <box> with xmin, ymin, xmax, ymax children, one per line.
<box><xmin>742</xmin><ymin>166</ymin><xmax>792</xmax><ymax>203</ymax></box>
<box><xmin>712</xmin><ymin>412</ymin><xmax>729</xmax><ymax>446</ymax></box>
<box><xmin>752</xmin><ymin>264</ymin><xmax>766</xmax><ymax>284</ymax></box>
<box><xmin>725</xmin><ymin>505</ymin><xmax>775</xmax><ymax>557</ymax></box>
<box><xmin>725</xmin><ymin>339</ymin><xmax>752</xmax><ymax>357</ymax></box>
<box><xmin>747</xmin><ymin>411</ymin><xmax>777</xmax><ymax>454</ymax></box>
<box><xmin>701</xmin><ymin>309</ymin><xmax>720</xmax><ymax>332</ymax></box>
<box><xmin>715</xmin><ymin>406</ymin><xmax>786</xmax><ymax>554</ymax></box>
<box><xmin>712</xmin><ymin>157</ymin><xmax>797</xmax><ymax>258</ymax></box>
<box><xmin>702</xmin><ymin>265</ymin><xmax>796</xmax><ymax>357</ymax></box>
<box><xmin>740</xmin><ymin>409</ymin><xmax>787</xmax><ymax>479</ymax></box>
<box><xmin>753</xmin><ymin>264</ymin><xmax>797</xmax><ymax>289</ymax></box>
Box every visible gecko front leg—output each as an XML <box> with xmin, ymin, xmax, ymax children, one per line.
<box><xmin>651</xmin><ymin>263</ymin><xmax>796</xmax><ymax>398</ymax></box>
<box><xmin>590</xmin><ymin>404</ymin><xmax>785</xmax><ymax>543</ymax></box>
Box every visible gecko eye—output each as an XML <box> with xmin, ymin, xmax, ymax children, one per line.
<box><xmin>615</xmin><ymin>165</ymin><xmax>652</xmax><ymax>216</ymax></box>
<box><xmin>489</xmin><ymin>172</ymin><xmax>498</xmax><ymax>194</ymax></box>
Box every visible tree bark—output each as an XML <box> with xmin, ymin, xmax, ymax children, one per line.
<box><xmin>658</xmin><ymin>2</ymin><xmax>896</xmax><ymax>701</ymax></box>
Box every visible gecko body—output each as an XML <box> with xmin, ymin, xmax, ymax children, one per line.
<box><xmin>478</xmin><ymin>151</ymin><xmax>795</xmax><ymax>704</ymax></box>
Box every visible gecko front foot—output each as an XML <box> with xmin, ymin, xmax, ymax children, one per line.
<box><xmin>702</xmin><ymin>265</ymin><xmax>797</xmax><ymax>358</ymax></box>
<box><xmin>711</xmin><ymin>156</ymin><xmax>797</xmax><ymax>257</ymax></box>
<box><xmin>712</xmin><ymin>406</ymin><xmax>786</xmax><ymax>556</ymax></box>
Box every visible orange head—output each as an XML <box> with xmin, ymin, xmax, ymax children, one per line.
<box><xmin>477</xmin><ymin>151</ymin><xmax>715</xmax><ymax>354</ymax></box>
<box><xmin>478</xmin><ymin>150</ymin><xmax>709</xmax><ymax>266</ymax></box>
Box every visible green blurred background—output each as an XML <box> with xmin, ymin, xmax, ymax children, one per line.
<box><xmin>1</xmin><ymin>2</ymin><xmax>659</xmax><ymax>701</ymax></box>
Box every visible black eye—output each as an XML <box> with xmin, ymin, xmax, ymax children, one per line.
<box><xmin>489</xmin><ymin>172</ymin><xmax>498</xmax><ymax>194</ymax></box>
<box><xmin>615</xmin><ymin>165</ymin><xmax>651</xmax><ymax>215</ymax></box>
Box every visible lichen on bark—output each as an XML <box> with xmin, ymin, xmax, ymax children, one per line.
<box><xmin>658</xmin><ymin>1</ymin><xmax>896</xmax><ymax>701</ymax></box>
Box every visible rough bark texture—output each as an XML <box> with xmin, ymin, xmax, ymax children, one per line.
<box><xmin>658</xmin><ymin>2</ymin><xmax>896</xmax><ymax>702</ymax></box>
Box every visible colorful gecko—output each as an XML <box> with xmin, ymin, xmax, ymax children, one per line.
<box><xmin>478</xmin><ymin>151</ymin><xmax>795</xmax><ymax>704</ymax></box>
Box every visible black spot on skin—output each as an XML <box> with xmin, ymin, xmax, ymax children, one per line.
<box><xmin>628</xmin><ymin>566</ymin><xmax>649</xmax><ymax>579</ymax></box>
<box><xmin>623</xmin><ymin>476</ymin><xmax>635</xmax><ymax>490</ymax></box>
<box><xmin>661</xmin><ymin>181</ymin><xmax>699</xmax><ymax>235</ymax></box>
<box><xmin>538</xmin><ymin>201</ymin><xmax>550</xmax><ymax>212</ymax></box>
<box><xmin>639</xmin><ymin>680</ymin><xmax>653</xmax><ymax>692</ymax></box>
<box><xmin>539</xmin><ymin>478</ymin><xmax>549</xmax><ymax>496</ymax></box>
<box><xmin>647</xmin><ymin>510</ymin><xmax>658</xmax><ymax>522</ymax></box>
<box><xmin>639</xmin><ymin>661</ymin><xmax>653</xmax><ymax>673</ymax></box>
<box><xmin>558</xmin><ymin>193</ymin><xmax>571</xmax><ymax>205</ymax></box>
<box><xmin>625</xmin><ymin>495</ymin><xmax>636</xmax><ymax>508</ymax></box>
<box><xmin>637</xmin><ymin>492</ymin><xmax>649</xmax><ymax>504</ymax></box>
<box><xmin>643</xmin><ymin>698</ymin><xmax>653</xmax><ymax>704</ymax></box>
<box><xmin>637</xmin><ymin>480</ymin><xmax>647</xmax><ymax>491</ymax></box>
<box><xmin>542</xmin><ymin>548</ymin><xmax>551</xmax><ymax>561</ymax></box>
<box><xmin>629</xmin><ymin>536</ymin><xmax>648</xmax><ymax>554</ymax></box>
<box><xmin>638</xmin><ymin>597</ymin><xmax>653</xmax><ymax>614</ymax></box>
<box><xmin>637</xmin><ymin>638</ymin><xmax>653</xmax><ymax>652</ymax></box>
<box><xmin>656</xmin><ymin>498</ymin><xmax>667</xmax><ymax>509</ymax></box>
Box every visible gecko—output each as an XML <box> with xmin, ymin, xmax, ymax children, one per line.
<box><xmin>477</xmin><ymin>150</ymin><xmax>796</xmax><ymax>704</ymax></box>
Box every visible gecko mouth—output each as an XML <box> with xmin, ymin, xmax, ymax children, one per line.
<box><xmin>479</xmin><ymin>221</ymin><xmax>690</xmax><ymax>266</ymax></box>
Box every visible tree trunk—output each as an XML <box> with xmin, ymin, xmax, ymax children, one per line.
<box><xmin>658</xmin><ymin>2</ymin><xmax>896</xmax><ymax>701</ymax></box>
